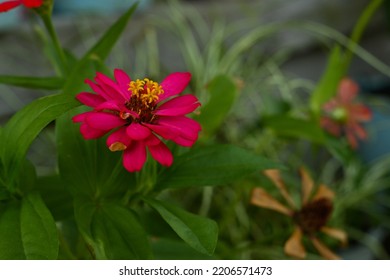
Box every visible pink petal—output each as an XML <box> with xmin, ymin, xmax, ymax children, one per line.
<box><xmin>0</xmin><ymin>1</ymin><xmax>21</xmax><ymax>12</ymax></box>
<box><xmin>114</xmin><ymin>69</ymin><xmax>131</xmax><ymax>99</ymax></box>
<box><xmin>85</xmin><ymin>112</ymin><xmax>126</xmax><ymax>131</ymax></box>
<box><xmin>123</xmin><ymin>141</ymin><xmax>147</xmax><ymax>172</ymax></box>
<box><xmin>144</xmin><ymin>133</ymin><xmax>162</xmax><ymax>146</ymax></box>
<box><xmin>148</xmin><ymin>141</ymin><xmax>173</xmax><ymax>167</ymax></box>
<box><xmin>126</xmin><ymin>123</ymin><xmax>151</xmax><ymax>140</ymax></box>
<box><xmin>107</xmin><ymin>127</ymin><xmax>131</xmax><ymax>151</ymax></box>
<box><xmin>338</xmin><ymin>78</ymin><xmax>358</xmax><ymax>104</ymax></box>
<box><xmin>85</xmin><ymin>79</ymin><xmax>111</xmax><ymax>101</ymax></box>
<box><xmin>76</xmin><ymin>92</ymin><xmax>106</xmax><ymax>107</ymax></box>
<box><xmin>72</xmin><ymin>111</ymin><xmax>92</xmax><ymax>123</ymax></box>
<box><xmin>22</xmin><ymin>0</ymin><xmax>42</xmax><ymax>8</ymax></box>
<box><xmin>94</xmin><ymin>100</ymin><xmax>122</xmax><ymax>112</ymax></box>
<box><xmin>157</xmin><ymin>116</ymin><xmax>201</xmax><ymax>140</ymax></box>
<box><xmin>158</xmin><ymin>72</ymin><xmax>191</xmax><ymax>102</ymax></box>
<box><xmin>79</xmin><ymin>123</ymin><xmax>107</xmax><ymax>139</ymax></box>
<box><xmin>171</xmin><ymin>135</ymin><xmax>196</xmax><ymax>147</ymax></box>
<box><xmin>156</xmin><ymin>94</ymin><xmax>200</xmax><ymax>116</ymax></box>
<box><xmin>95</xmin><ymin>72</ymin><xmax>127</xmax><ymax>101</ymax></box>
<box><xmin>144</xmin><ymin>115</ymin><xmax>202</xmax><ymax>147</ymax></box>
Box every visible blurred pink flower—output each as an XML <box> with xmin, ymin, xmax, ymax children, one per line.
<box><xmin>320</xmin><ymin>78</ymin><xmax>372</xmax><ymax>148</ymax></box>
<box><xmin>0</xmin><ymin>0</ymin><xmax>42</xmax><ymax>12</ymax></box>
<box><xmin>73</xmin><ymin>70</ymin><xmax>201</xmax><ymax>172</ymax></box>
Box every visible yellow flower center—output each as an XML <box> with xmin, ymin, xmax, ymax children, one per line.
<box><xmin>128</xmin><ymin>78</ymin><xmax>164</xmax><ymax>108</ymax></box>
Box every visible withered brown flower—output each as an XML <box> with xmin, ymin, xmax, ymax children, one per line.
<box><xmin>251</xmin><ymin>168</ymin><xmax>347</xmax><ymax>259</ymax></box>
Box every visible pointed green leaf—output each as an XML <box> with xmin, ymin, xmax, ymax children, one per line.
<box><xmin>1</xmin><ymin>93</ymin><xmax>79</xmax><ymax>187</ymax></box>
<box><xmin>91</xmin><ymin>204</ymin><xmax>153</xmax><ymax>260</ymax></box>
<box><xmin>74</xmin><ymin>198</ymin><xmax>153</xmax><ymax>260</ymax></box>
<box><xmin>264</xmin><ymin>115</ymin><xmax>326</xmax><ymax>144</ymax></box>
<box><xmin>0</xmin><ymin>194</ymin><xmax>59</xmax><ymax>260</ymax></box>
<box><xmin>0</xmin><ymin>202</ymin><xmax>25</xmax><ymax>259</ymax></box>
<box><xmin>36</xmin><ymin>175</ymin><xmax>73</xmax><ymax>221</ymax></box>
<box><xmin>62</xmin><ymin>3</ymin><xmax>138</xmax><ymax>97</ymax></box>
<box><xmin>20</xmin><ymin>192</ymin><xmax>59</xmax><ymax>259</ymax></box>
<box><xmin>145</xmin><ymin>198</ymin><xmax>218</xmax><ymax>256</ymax></box>
<box><xmin>152</xmin><ymin>238</ymin><xmax>214</xmax><ymax>260</ymax></box>
<box><xmin>196</xmin><ymin>75</ymin><xmax>238</xmax><ymax>137</ymax></box>
<box><xmin>0</xmin><ymin>75</ymin><xmax>64</xmax><ymax>90</ymax></box>
<box><xmin>310</xmin><ymin>46</ymin><xmax>345</xmax><ymax>114</ymax></box>
<box><xmin>156</xmin><ymin>144</ymin><xmax>280</xmax><ymax>190</ymax></box>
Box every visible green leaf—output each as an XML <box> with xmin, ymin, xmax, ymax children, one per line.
<box><xmin>0</xmin><ymin>194</ymin><xmax>59</xmax><ymax>260</ymax></box>
<box><xmin>56</xmin><ymin>109</ymin><xmax>135</xmax><ymax>197</ymax></box>
<box><xmin>152</xmin><ymin>238</ymin><xmax>214</xmax><ymax>260</ymax></box>
<box><xmin>62</xmin><ymin>3</ymin><xmax>138</xmax><ymax>97</ymax></box>
<box><xmin>1</xmin><ymin>93</ymin><xmax>79</xmax><ymax>187</ymax></box>
<box><xmin>91</xmin><ymin>204</ymin><xmax>153</xmax><ymax>260</ymax></box>
<box><xmin>144</xmin><ymin>198</ymin><xmax>218</xmax><ymax>256</ymax></box>
<box><xmin>309</xmin><ymin>46</ymin><xmax>344</xmax><ymax>114</ymax></box>
<box><xmin>20</xmin><ymin>192</ymin><xmax>59</xmax><ymax>259</ymax></box>
<box><xmin>156</xmin><ymin>144</ymin><xmax>280</xmax><ymax>190</ymax></box>
<box><xmin>74</xmin><ymin>198</ymin><xmax>153</xmax><ymax>260</ymax></box>
<box><xmin>264</xmin><ymin>115</ymin><xmax>326</xmax><ymax>144</ymax></box>
<box><xmin>0</xmin><ymin>75</ymin><xmax>64</xmax><ymax>90</ymax></box>
<box><xmin>36</xmin><ymin>175</ymin><xmax>73</xmax><ymax>221</ymax></box>
<box><xmin>0</xmin><ymin>202</ymin><xmax>25</xmax><ymax>259</ymax></box>
<box><xmin>196</xmin><ymin>75</ymin><xmax>238</xmax><ymax>137</ymax></box>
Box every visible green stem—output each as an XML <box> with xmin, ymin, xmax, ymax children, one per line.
<box><xmin>343</xmin><ymin>0</ymin><xmax>384</xmax><ymax>71</ymax></box>
<box><xmin>40</xmin><ymin>14</ymin><xmax>68</xmax><ymax>76</ymax></box>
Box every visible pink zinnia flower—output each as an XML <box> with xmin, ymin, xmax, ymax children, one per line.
<box><xmin>0</xmin><ymin>0</ymin><xmax>42</xmax><ymax>12</ymax></box>
<box><xmin>320</xmin><ymin>78</ymin><xmax>372</xmax><ymax>148</ymax></box>
<box><xmin>72</xmin><ymin>69</ymin><xmax>201</xmax><ymax>172</ymax></box>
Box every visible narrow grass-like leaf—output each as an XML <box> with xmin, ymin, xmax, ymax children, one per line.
<box><xmin>309</xmin><ymin>46</ymin><xmax>344</xmax><ymax>115</ymax></box>
<box><xmin>0</xmin><ymin>76</ymin><xmax>64</xmax><ymax>90</ymax></box>
<box><xmin>156</xmin><ymin>144</ymin><xmax>280</xmax><ymax>190</ymax></box>
<box><xmin>62</xmin><ymin>3</ymin><xmax>138</xmax><ymax>97</ymax></box>
<box><xmin>145</xmin><ymin>198</ymin><xmax>218</xmax><ymax>256</ymax></box>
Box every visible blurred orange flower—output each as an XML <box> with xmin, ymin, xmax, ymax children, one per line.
<box><xmin>320</xmin><ymin>78</ymin><xmax>372</xmax><ymax>148</ymax></box>
<box><xmin>251</xmin><ymin>168</ymin><xmax>347</xmax><ymax>259</ymax></box>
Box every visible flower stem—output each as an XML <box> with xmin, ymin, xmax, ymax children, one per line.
<box><xmin>40</xmin><ymin>14</ymin><xmax>68</xmax><ymax>76</ymax></box>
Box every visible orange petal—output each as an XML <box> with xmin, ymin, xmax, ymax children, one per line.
<box><xmin>310</xmin><ymin>236</ymin><xmax>341</xmax><ymax>260</ymax></box>
<box><xmin>321</xmin><ymin>227</ymin><xmax>348</xmax><ymax>246</ymax></box>
<box><xmin>284</xmin><ymin>227</ymin><xmax>306</xmax><ymax>259</ymax></box>
<box><xmin>250</xmin><ymin>188</ymin><xmax>293</xmax><ymax>216</ymax></box>
<box><xmin>312</xmin><ymin>184</ymin><xmax>335</xmax><ymax>202</ymax></box>
<box><xmin>263</xmin><ymin>169</ymin><xmax>296</xmax><ymax>209</ymax></box>
<box><xmin>300</xmin><ymin>167</ymin><xmax>314</xmax><ymax>206</ymax></box>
